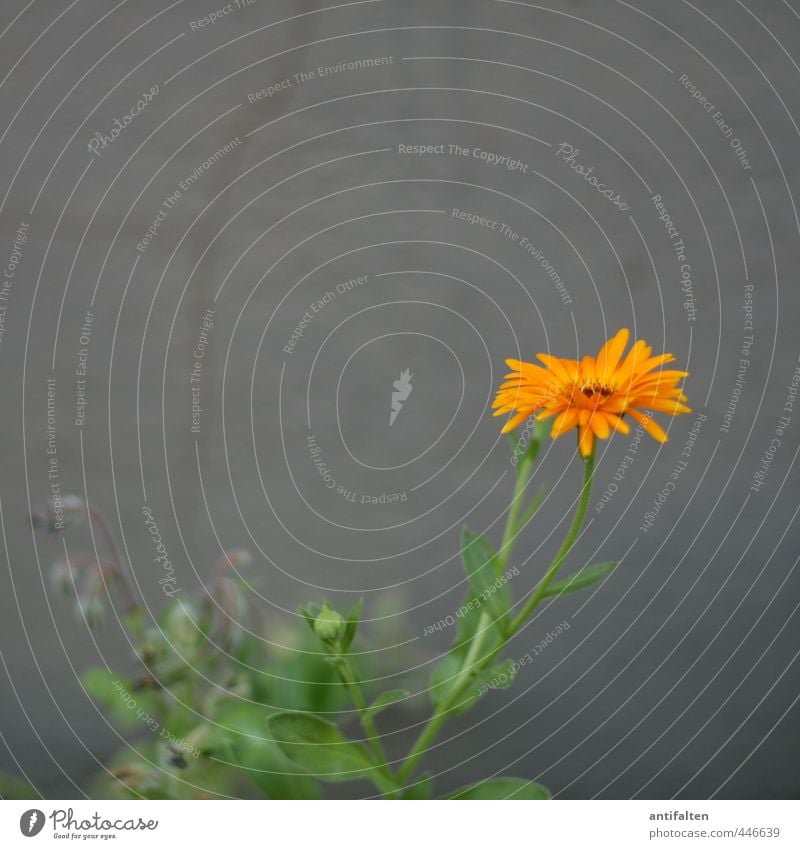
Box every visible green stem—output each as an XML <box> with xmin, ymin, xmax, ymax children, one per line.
<box><xmin>396</xmin><ymin>453</ymin><xmax>534</xmax><ymax>785</ymax></box>
<box><xmin>397</xmin><ymin>447</ymin><xmax>595</xmax><ymax>785</ymax></box>
<box><xmin>509</xmin><ymin>449</ymin><xmax>594</xmax><ymax>633</ymax></box>
<box><xmin>336</xmin><ymin>656</ymin><xmax>397</xmax><ymax>793</ymax></box>
<box><xmin>496</xmin><ymin>453</ymin><xmax>534</xmax><ymax>570</ymax></box>
<box><xmin>339</xmin><ymin>665</ymin><xmax>383</xmax><ymax>760</ymax></box>
<box><xmin>517</xmin><ymin>485</ymin><xmax>546</xmax><ymax>532</ymax></box>
<box><xmin>396</xmin><ymin>609</ymin><xmax>492</xmax><ymax>785</ymax></box>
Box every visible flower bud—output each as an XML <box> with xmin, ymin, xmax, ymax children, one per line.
<box><xmin>313</xmin><ymin>603</ymin><xmax>346</xmax><ymax>643</ymax></box>
<box><xmin>31</xmin><ymin>494</ymin><xmax>85</xmax><ymax>533</ymax></box>
<box><xmin>162</xmin><ymin>598</ymin><xmax>200</xmax><ymax>648</ymax></box>
<box><xmin>205</xmin><ymin>577</ymin><xmax>251</xmax><ymax>652</ymax></box>
<box><xmin>215</xmin><ymin>549</ymin><xmax>253</xmax><ymax>572</ymax></box>
<box><xmin>75</xmin><ymin>593</ymin><xmax>106</xmax><ymax>629</ymax></box>
<box><xmin>50</xmin><ymin>558</ymin><xmax>75</xmax><ymax>597</ymax></box>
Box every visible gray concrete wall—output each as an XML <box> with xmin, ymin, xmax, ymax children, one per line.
<box><xmin>0</xmin><ymin>0</ymin><xmax>798</xmax><ymax>798</ymax></box>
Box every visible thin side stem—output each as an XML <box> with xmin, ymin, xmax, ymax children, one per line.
<box><xmin>496</xmin><ymin>453</ymin><xmax>534</xmax><ymax>570</ymax></box>
<box><xmin>87</xmin><ymin>507</ymin><xmax>139</xmax><ymax>614</ymax></box>
<box><xmin>518</xmin><ymin>485</ymin><xmax>546</xmax><ymax>531</ymax></box>
<box><xmin>336</xmin><ymin>657</ymin><xmax>397</xmax><ymax>794</ymax></box>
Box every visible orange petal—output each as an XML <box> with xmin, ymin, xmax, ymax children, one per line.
<box><xmin>599</xmin><ymin>396</ymin><xmax>631</xmax><ymax>414</ymax></box>
<box><xmin>551</xmin><ymin>407</ymin><xmax>579</xmax><ymax>437</ymax></box>
<box><xmin>633</xmin><ymin>369</ymin><xmax>689</xmax><ymax>384</ymax></box>
<box><xmin>536</xmin><ymin>403</ymin><xmax>566</xmax><ymax>421</ymax></box>
<box><xmin>580</xmin><ymin>354</ymin><xmax>597</xmax><ymax>384</ymax></box>
<box><xmin>603</xmin><ymin>412</ymin><xmax>631</xmax><ymax>435</ymax></box>
<box><xmin>634</xmin><ymin>398</ymin><xmax>692</xmax><ymax>415</ymax></box>
<box><xmin>628</xmin><ymin>409</ymin><xmax>668</xmax><ymax>442</ymax></box>
<box><xmin>505</xmin><ymin>359</ymin><xmax>552</xmax><ymax>384</ymax></box>
<box><xmin>634</xmin><ymin>353</ymin><xmax>676</xmax><ymax>377</ymax></box>
<box><xmin>578</xmin><ymin>425</ymin><xmax>595</xmax><ymax>457</ymax></box>
<box><xmin>500</xmin><ymin>409</ymin><xmax>533</xmax><ymax>434</ymax></box>
<box><xmin>616</xmin><ymin>340</ymin><xmax>651</xmax><ymax>381</ymax></box>
<box><xmin>590</xmin><ymin>412</ymin><xmax>610</xmax><ymax>439</ymax></box>
<box><xmin>536</xmin><ymin>353</ymin><xmax>574</xmax><ymax>384</ymax></box>
<box><xmin>596</xmin><ymin>328</ymin><xmax>630</xmax><ymax>383</ymax></box>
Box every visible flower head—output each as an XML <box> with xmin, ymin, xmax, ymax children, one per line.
<box><xmin>493</xmin><ymin>328</ymin><xmax>690</xmax><ymax>457</ymax></box>
<box><xmin>313</xmin><ymin>603</ymin><xmax>347</xmax><ymax>643</ymax></box>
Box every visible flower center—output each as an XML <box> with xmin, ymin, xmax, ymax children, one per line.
<box><xmin>580</xmin><ymin>382</ymin><xmax>615</xmax><ymax>399</ymax></box>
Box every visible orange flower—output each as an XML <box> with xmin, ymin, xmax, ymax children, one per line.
<box><xmin>493</xmin><ymin>328</ymin><xmax>690</xmax><ymax>457</ymax></box>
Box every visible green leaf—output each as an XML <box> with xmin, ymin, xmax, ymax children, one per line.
<box><xmin>446</xmin><ymin>658</ymin><xmax>518</xmax><ymax>708</ymax></box>
<box><xmin>450</xmin><ymin>594</ymin><xmax>482</xmax><ymax>652</ymax></box>
<box><xmin>83</xmin><ymin>669</ymin><xmax>137</xmax><ymax>727</ymax></box>
<box><xmin>215</xmin><ymin>705</ymin><xmax>322</xmax><ymax>800</ymax></box>
<box><xmin>267</xmin><ymin>712</ymin><xmax>379</xmax><ymax>786</ymax></box>
<box><xmin>299</xmin><ymin>604</ymin><xmax>320</xmax><ymax>634</ymax></box>
<box><xmin>82</xmin><ymin>668</ymin><xmax>160</xmax><ymax>730</ymax></box>
<box><xmin>429</xmin><ymin>654</ymin><xmax>480</xmax><ymax>714</ymax></box>
<box><xmin>402</xmin><ymin>771</ymin><xmax>433</xmax><ymax>799</ymax></box>
<box><xmin>341</xmin><ymin>597</ymin><xmax>364</xmax><ymax>651</ymax></box>
<box><xmin>429</xmin><ymin>655</ymin><xmax>485</xmax><ymax>716</ymax></box>
<box><xmin>449</xmin><ymin>778</ymin><xmax>551</xmax><ymax>799</ymax></box>
<box><xmin>160</xmin><ymin>598</ymin><xmax>201</xmax><ymax>649</ymax></box>
<box><xmin>462</xmin><ymin>527</ymin><xmax>501</xmax><ymax>578</ymax></box>
<box><xmin>0</xmin><ymin>772</ymin><xmax>41</xmax><ymax>800</ymax></box>
<box><xmin>427</xmin><ymin>531</ymin><xmax>519</xmax><ymax>713</ymax></box>
<box><xmin>83</xmin><ymin>667</ymin><xmax>127</xmax><ymax>708</ymax></box>
<box><xmin>267</xmin><ymin>635</ymin><xmax>348</xmax><ymax>713</ymax></box>
<box><xmin>542</xmin><ymin>562</ymin><xmax>619</xmax><ymax>598</ymax></box>
<box><xmin>476</xmin><ymin>658</ymin><xmax>516</xmax><ymax>692</ymax></box>
<box><xmin>124</xmin><ymin>608</ymin><xmax>145</xmax><ymax>637</ymax></box>
<box><xmin>461</xmin><ymin>528</ymin><xmax>510</xmax><ymax>632</ymax></box>
<box><xmin>429</xmin><ymin>654</ymin><xmax>460</xmax><ymax>708</ymax></box>
<box><xmin>365</xmin><ymin>689</ymin><xmax>409</xmax><ymax>720</ymax></box>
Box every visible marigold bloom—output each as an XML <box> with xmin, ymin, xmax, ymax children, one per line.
<box><xmin>493</xmin><ymin>328</ymin><xmax>690</xmax><ymax>457</ymax></box>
